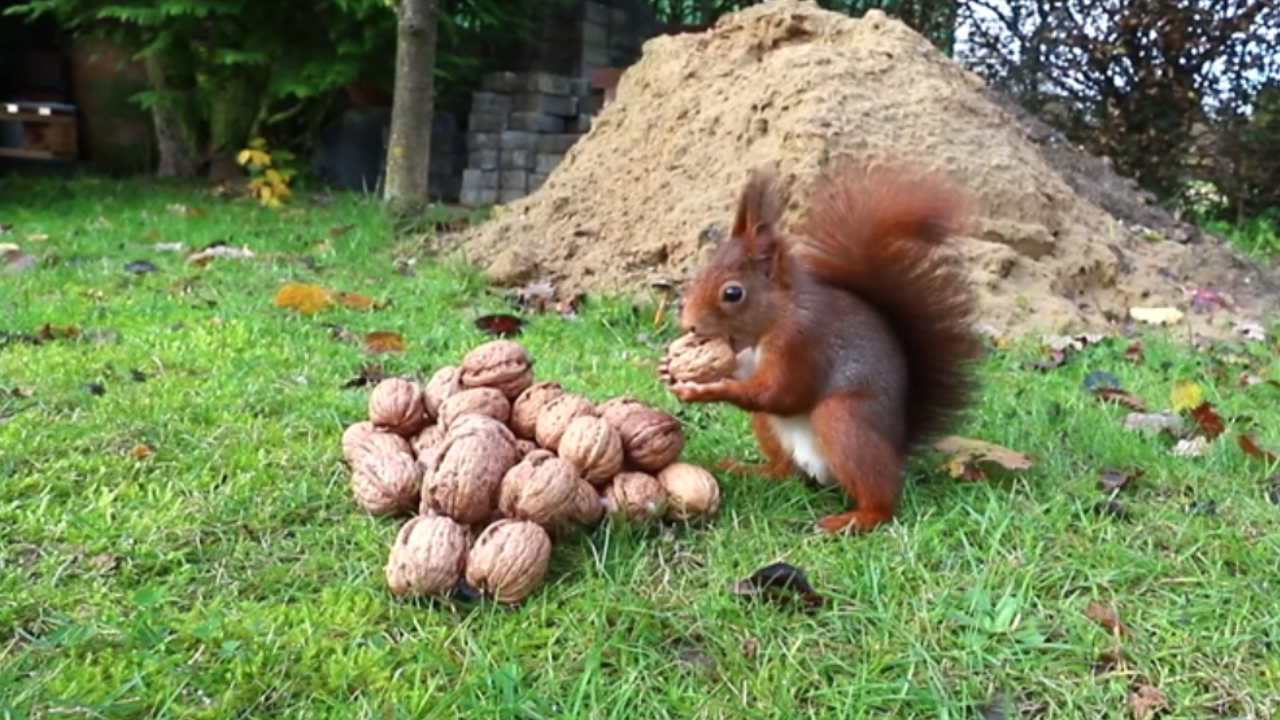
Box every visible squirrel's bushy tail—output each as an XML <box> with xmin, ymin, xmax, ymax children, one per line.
<box><xmin>793</xmin><ymin>159</ymin><xmax>982</xmax><ymax>449</ymax></box>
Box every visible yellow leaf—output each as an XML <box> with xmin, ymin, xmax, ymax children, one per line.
<box><xmin>131</xmin><ymin>443</ymin><xmax>154</xmax><ymax>460</ymax></box>
<box><xmin>334</xmin><ymin>291</ymin><xmax>385</xmax><ymax>311</ymax></box>
<box><xmin>933</xmin><ymin>436</ymin><xmax>1035</xmax><ymax>471</ymax></box>
<box><xmin>1170</xmin><ymin>379</ymin><xmax>1203</xmax><ymax>413</ymax></box>
<box><xmin>249</xmin><ymin>137</ymin><xmax>268</xmax><ymax>150</ymax></box>
<box><xmin>1129</xmin><ymin>307</ymin><xmax>1184</xmax><ymax>325</ymax></box>
<box><xmin>272</xmin><ymin>282</ymin><xmax>334</xmax><ymax>314</ymax></box>
<box><xmin>362</xmin><ymin>331</ymin><xmax>406</xmax><ymax>354</ymax></box>
<box><xmin>236</xmin><ymin>149</ymin><xmax>252</xmax><ymax>166</ymax></box>
<box><xmin>265</xmin><ymin>168</ymin><xmax>283</xmax><ymax>184</ymax></box>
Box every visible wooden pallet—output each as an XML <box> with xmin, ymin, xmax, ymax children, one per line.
<box><xmin>0</xmin><ymin>102</ymin><xmax>78</xmax><ymax>160</ymax></box>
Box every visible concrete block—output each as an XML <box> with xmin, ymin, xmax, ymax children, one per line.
<box><xmin>535</xmin><ymin>134</ymin><xmax>581</xmax><ymax>154</ymax></box>
<box><xmin>471</xmin><ymin>91</ymin><xmax>512</xmax><ymax>115</ymax></box>
<box><xmin>578</xmin><ymin>92</ymin><xmax>604</xmax><ymax>116</ymax></box>
<box><xmin>499</xmin><ymin>131</ymin><xmax>535</xmax><ymax>151</ymax></box>
<box><xmin>573</xmin><ymin>115</ymin><xmax>594</xmax><ymax>133</ymax></box>
<box><xmin>570</xmin><ymin>78</ymin><xmax>590</xmax><ymax>98</ymax></box>
<box><xmin>461</xmin><ymin>186</ymin><xmax>499</xmax><ymax>207</ymax></box>
<box><xmin>471</xmin><ymin>148</ymin><xmax>499</xmax><ymax>170</ymax></box>
<box><xmin>481</xmin><ymin>71</ymin><xmax>521</xmax><ymax>94</ymax></box>
<box><xmin>466</xmin><ymin>132</ymin><xmax>500</xmax><ymax>152</ymax></box>
<box><xmin>582</xmin><ymin>20</ymin><xmax>609</xmax><ymax>48</ymax></box>
<box><xmin>500</xmin><ymin>169</ymin><xmax>529</xmax><ymax>191</ymax></box>
<box><xmin>535</xmin><ymin>153</ymin><xmax>564</xmax><ymax>175</ymax></box>
<box><xmin>509</xmin><ymin>111</ymin><xmax>566</xmax><ymax>134</ymax></box>
<box><xmin>521</xmin><ymin>71</ymin><xmax>573</xmax><ymax>96</ymax></box>
<box><xmin>500</xmin><ymin>149</ymin><xmax>536</xmax><ymax>170</ymax></box>
<box><xmin>468</xmin><ymin>111</ymin><xmax>506</xmax><ymax>133</ymax></box>
<box><xmin>498</xmin><ymin>188</ymin><xmax>528</xmax><ymax>204</ymax></box>
<box><xmin>462</xmin><ymin>168</ymin><xmax>499</xmax><ymax>190</ymax></box>
<box><xmin>514</xmin><ymin>92</ymin><xmax>578</xmax><ymax>118</ymax></box>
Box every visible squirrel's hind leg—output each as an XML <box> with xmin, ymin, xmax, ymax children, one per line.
<box><xmin>810</xmin><ymin>393</ymin><xmax>904</xmax><ymax>534</ymax></box>
<box><xmin>715</xmin><ymin>413</ymin><xmax>795</xmax><ymax>479</ymax></box>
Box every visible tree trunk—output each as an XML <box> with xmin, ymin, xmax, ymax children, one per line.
<box><xmin>383</xmin><ymin>0</ymin><xmax>439</xmax><ymax>215</ymax></box>
<box><xmin>144</xmin><ymin>51</ymin><xmax>200</xmax><ymax>178</ymax></box>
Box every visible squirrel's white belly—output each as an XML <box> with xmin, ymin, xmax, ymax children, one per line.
<box><xmin>766</xmin><ymin>415</ymin><xmax>835</xmax><ymax>486</ymax></box>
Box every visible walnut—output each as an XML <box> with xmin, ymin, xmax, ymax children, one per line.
<box><xmin>596</xmin><ymin>396</ymin><xmax>650</xmax><ymax>431</ymax></box>
<box><xmin>603</xmin><ymin>471</ymin><xmax>668</xmax><ymax>521</ymax></box>
<box><xmin>658</xmin><ymin>463</ymin><xmax>721</xmax><ymax>519</ymax></box>
<box><xmin>558</xmin><ymin>416</ymin><xmax>624</xmax><ymax>484</ymax></box>
<box><xmin>384</xmin><ymin>514</ymin><xmax>470</xmax><ymax>597</ymax></box>
<box><xmin>573</xmin><ymin>480</ymin><xmax>605</xmax><ymax>526</ymax></box>
<box><xmin>464</xmin><ymin>518</ymin><xmax>553</xmax><ymax>605</ymax></box>
<box><xmin>510</xmin><ymin>380</ymin><xmax>565</xmax><ymax>439</ymax></box>
<box><xmin>514</xmin><ymin>438</ymin><xmax>539</xmax><ymax>458</ymax></box>
<box><xmin>617</xmin><ymin>408</ymin><xmax>685</xmax><ymax>472</ymax></box>
<box><xmin>534</xmin><ymin>392</ymin><xmax>597</xmax><ymax>451</ymax></box>
<box><xmin>341</xmin><ymin>421</ymin><xmax>377</xmax><ymax>462</ymax></box>
<box><xmin>460</xmin><ymin>340</ymin><xmax>535</xmax><ymax>400</ymax></box>
<box><xmin>664</xmin><ymin>333</ymin><xmax>737</xmax><ymax>383</ymax></box>
<box><xmin>368</xmin><ymin>377</ymin><xmax>428</xmax><ymax>436</ymax></box>
<box><xmin>420</xmin><ymin>415</ymin><xmax>518</xmax><ymax>524</ymax></box>
<box><xmin>498</xmin><ymin>449</ymin><xmax>580</xmax><ymax>529</ymax></box>
<box><xmin>349</xmin><ymin>431</ymin><xmax>413</xmax><ymax>463</ymax></box>
<box><xmin>423</xmin><ymin>365</ymin><xmax>465</xmax><ymax>419</ymax></box>
<box><xmin>411</xmin><ymin>423</ymin><xmax>447</xmax><ymax>459</ymax></box>
<box><xmin>352</xmin><ymin>450</ymin><xmax>423</xmax><ymax>516</ymax></box>
<box><xmin>437</xmin><ymin>386</ymin><xmax>511</xmax><ymax>429</ymax></box>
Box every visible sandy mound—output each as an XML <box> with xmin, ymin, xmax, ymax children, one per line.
<box><xmin>454</xmin><ymin>0</ymin><xmax>1279</xmax><ymax>338</ymax></box>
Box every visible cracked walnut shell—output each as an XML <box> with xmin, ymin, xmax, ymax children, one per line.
<box><xmin>368</xmin><ymin>377</ymin><xmax>428</xmax><ymax>436</ymax></box>
<box><xmin>510</xmin><ymin>381</ymin><xmax>565</xmax><ymax>439</ymax></box>
<box><xmin>558</xmin><ymin>416</ymin><xmax>624</xmax><ymax>484</ymax></box>
<box><xmin>534</xmin><ymin>392</ymin><xmax>597</xmax><ymax>451</ymax></box>
<box><xmin>437</xmin><ymin>386</ymin><xmax>511</xmax><ymax>429</ymax></box>
<box><xmin>420</xmin><ymin>415</ymin><xmax>518</xmax><ymax>525</ymax></box>
<box><xmin>498</xmin><ymin>449</ymin><xmax>580</xmax><ymax>529</ymax></box>
<box><xmin>658</xmin><ymin>463</ymin><xmax>721</xmax><ymax>519</ymax></box>
<box><xmin>460</xmin><ymin>340</ymin><xmax>534</xmax><ymax>400</ymax></box>
<box><xmin>423</xmin><ymin>365</ymin><xmax>465</xmax><ymax>419</ymax></box>
<box><xmin>617</xmin><ymin>408</ymin><xmax>685</xmax><ymax>472</ymax></box>
<box><xmin>603</xmin><ymin>471</ymin><xmax>668</xmax><ymax>521</ymax></box>
<box><xmin>464</xmin><ymin>518</ymin><xmax>553</xmax><ymax>605</ymax></box>
<box><xmin>352</xmin><ymin>450</ymin><xmax>424</xmax><ymax>516</ymax></box>
<box><xmin>385</xmin><ymin>514</ymin><xmax>470</xmax><ymax>597</ymax></box>
<box><xmin>664</xmin><ymin>333</ymin><xmax>737</xmax><ymax>383</ymax></box>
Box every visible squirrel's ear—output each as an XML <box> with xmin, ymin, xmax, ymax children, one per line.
<box><xmin>731</xmin><ymin>167</ymin><xmax>786</xmax><ymax>244</ymax></box>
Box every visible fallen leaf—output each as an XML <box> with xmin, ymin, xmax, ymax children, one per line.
<box><xmin>933</xmin><ymin>436</ymin><xmax>1035</xmax><ymax>474</ymax></box>
<box><xmin>1098</xmin><ymin>468</ymin><xmax>1143</xmax><ymax>492</ymax></box>
<box><xmin>123</xmin><ymin>260</ymin><xmax>158</xmax><ymax>274</ymax></box>
<box><xmin>1123</xmin><ymin>412</ymin><xmax>1184</xmax><ymax>435</ymax></box>
<box><xmin>361</xmin><ymin>331</ymin><xmax>406</xmax><ymax>354</ymax></box>
<box><xmin>86</xmin><ymin>552</ymin><xmax>119</xmax><ymax>575</ymax></box>
<box><xmin>2</xmin><ymin>245</ymin><xmax>38</xmax><ymax>271</ymax></box>
<box><xmin>272</xmin><ymin>282</ymin><xmax>334</xmax><ymax>314</ymax></box>
<box><xmin>34</xmin><ymin>324</ymin><xmax>80</xmax><ymax>342</ymax></box>
<box><xmin>1024</xmin><ymin>348</ymin><xmax>1068</xmax><ymax>371</ymax></box>
<box><xmin>1044</xmin><ymin>333</ymin><xmax>1105</xmax><ymax>353</ymax></box>
<box><xmin>1187</xmin><ymin>401</ymin><xmax>1225</xmax><ymax>440</ymax></box>
<box><xmin>1185</xmin><ymin>499</ymin><xmax>1217</xmax><ymax>516</ymax></box>
<box><xmin>741</xmin><ymin>637</ymin><xmax>759</xmax><ymax>660</ymax></box>
<box><xmin>166</xmin><ymin>203</ymin><xmax>205</xmax><ymax>217</ymax></box>
<box><xmin>1129</xmin><ymin>307</ymin><xmax>1184</xmax><ymax>326</ymax></box>
<box><xmin>1083</xmin><ymin>370</ymin><xmax>1121</xmax><ymax>391</ymax></box>
<box><xmin>131</xmin><ymin>443</ymin><xmax>153</xmax><ymax>460</ymax></box>
<box><xmin>342</xmin><ymin>364</ymin><xmax>390</xmax><ymax>388</ymax></box>
<box><xmin>1172</xmin><ymin>436</ymin><xmax>1209</xmax><ymax>457</ymax></box>
<box><xmin>1091</xmin><ymin>648</ymin><xmax>1131</xmax><ymax>674</ymax></box>
<box><xmin>728</xmin><ymin>562</ymin><xmax>824</xmax><ymax>612</ymax></box>
<box><xmin>328</xmin><ymin>223</ymin><xmax>356</xmax><ymax>238</ymax></box>
<box><xmin>1169</xmin><ymin>379</ymin><xmax>1203</xmax><ymax>413</ymax></box>
<box><xmin>1092</xmin><ymin>500</ymin><xmax>1133</xmax><ymax>521</ymax></box>
<box><xmin>1237</xmin><ymin>434</ymin><xmax>1278</xmax><ymax>463</ymax></box>
<box><xmin>1085</xmin><ymin>601</ymin><xmax>1131</xmax><ymax>637</ymax></box>
<box><xmin>1093</xmin><ymin>387</ymin><xmax>1147</xmax><ymax>412</ymax></box>
<box><xmin>27</xmin><ymin>232</ymin><xmax>50</xmax><ymax>242</ymax></box>
<box><xmin>334</xmin><ymin>291</ymin><xmax>387</xmax><ymax>311</ymax></box>
<box><xmin>1233</xmin><ymin>320</ymin><xmax>1267</xmax><ymax>342</ymax></box>
<box><xmin>1124</xmin><ymin>340</ymin><xmax>1145</xmax><ymax>364</ymax></box>
<box><xmin>474</xmin><ymin>313</ymin><xmax>526</xmax><ymax>338</ymax></box>
<box><xmin>1128</xmin><ymin>682</ymin><xmax>1170</xmax><ymax>720</ymax></box>
<box><xmin>188</xmin><ymin>243</ymin><xmax>256</xmax><ymax>265</ymax></box>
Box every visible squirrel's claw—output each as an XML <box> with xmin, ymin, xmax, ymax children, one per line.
<box><xmin>669</xmin><ymin>379</ymin><xmax>730</xmax><ymax>403</ymax></box>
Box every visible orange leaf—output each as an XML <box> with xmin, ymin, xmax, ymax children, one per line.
<box><xmin>1237</xmin><ymin>433</ymin><xmax>1278</xmax><ymax>463</ymax></box>
<box><xmin>362</xmin><ymin>331</ymin><xmax>406</xmax><ymax>354</ymax></box>
<box><xmin>334</xmin><ymin>291</ymin><xmax>385</xmax><ymax>311</ymax></box>
<box><xmin>272</xmin><ymin>282</ymin><xmax>334</xmax><ymax>314</ymax></box>
<box><xmin>1093</xmin><ymin>387</ymin><xmax>1147</xmax><ymax>412</ymax></box>
<box><xmin>131</xmin><ymin>443</ymin><xmax>154</xmax><ymax>460</ymax></box>
<box><xmin>1188</xmin><ymin>401</ymin><xmax>1225</xmax><ymax>440</ymax></box>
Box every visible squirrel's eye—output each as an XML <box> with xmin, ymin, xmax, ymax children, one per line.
<box><xmin>720</xmin><ymin>283</ymin><xmax>745</xmax><ymax>304</ymax></box>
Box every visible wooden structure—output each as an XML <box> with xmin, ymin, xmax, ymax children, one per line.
<box><xmin>0</xmin><ymin>101</ymin><xmax>78</xmax><ymax>160</ymax></box>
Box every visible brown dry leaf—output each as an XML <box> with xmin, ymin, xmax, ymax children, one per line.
<box><xmin>933</xmin><ymin>436</ymin><xmax>1034</xmax><ymax>477</ymax></box>
<box><xmin>130</xmin><ymin>443</ymin><xmax>154</xmax><ymax>460</ymax></box>
<box><xmin>341</xmin><ymin>364</ymin><xmax>389</xmax><ymax>388</ymax></box>
<box><xmin>1169</xmin><ymin>379</ymin><xmax>1203</xmax><ymax>413</ymax></box>
<box><xmin>1128</xmin><ymin>683</ymin><xmax>1170</xmax><ymax>720</ymax></box>
<box><xmin>166</xmin><ymin>203</ymin><xmax>206</xmax><ymax>217</ymax></box>
<box><xmin>1098</xmin><ymin>468</ymin><xmax>1143</xmax><ymax>492</ymax></box>
<box><xmin>1085</xmin><ymin>601</ymin><xmax>1131</xmax><ymax>637</ymax></box>
<box><xmin>1124</xmin><ymin>339</ymin><xmax>1145</xmax><ymax>364</ymax></box>
<box><xmin>333</xmin><ymin>291</ymin><xmax>387</xmax><ymax>311</ymax></box>
<box><xmin>361</xmin><ymin>331</ymin><xmax>406</xmax><ymax>354</ymax></box>
<box><xmin>34</xmin><ymin>324</ymin><xmax>80</xmax><ymax>342</ymax></box>
<box><xmin>1092</xmin><ymin>648</ymin><xmax>1131</xmax><ymax>675</ymax></box>
<box><xmin>188</xmin><ymin>243</ymin><xmax>256</xmax><ymax>266</ymax></box>
<box><xmin>1172</xmin><ymin>436</ymin><xmax>1210</xmax><ymax>457</ymax></box>
<box><xmin>1188</xmin><ymin>401</ymin><xmax>1226</xmax><ymax>440</ymax></box>
<box><xmin>1093</xmin><ymin>387</ymin><xmax>1148</xmax><ymax>412</ymax></box>
<box><xmin>1024</xmin><ymin>348</ymin><xmax>1067</xmax><ymax>371</ymax></box>
<box><xmin>328</xmin><ymin>223</ymin><xmax>356</xmax><ymax>238</ymax></box>
<box><xmin>1123</xmin><ymin>412</ymin><xmax>1184</xmax><ymax>435</ymax></box>
<box><xmin>86</xmin><ymin>552</ymin><xmax>119</xmax><ymax>574</ymax></box>
<box><xmin>272</xmin><ymin>282</ymin><xmax>334</xmax><ymax>314</ymax></box>
<box><xmin>1237</xmin><ymin>434</ymin><xmax>1279</xmax><ymax>463</ymax></box>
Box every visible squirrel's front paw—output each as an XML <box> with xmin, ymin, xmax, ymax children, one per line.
<box><xmin>656</xmin><ymin>355</ymin><xmax>675</xmax><ymax>385</ymax></box>
<box><xmin>669</xmin><ymin>379</ymin><xmax>730</xmax><ymax>403</ymax></box>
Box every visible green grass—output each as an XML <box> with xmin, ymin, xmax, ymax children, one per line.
<box><xmin>2</xmin><ymin>174</ymin><xmax>1280</xmax><ymax>719</ymax></box>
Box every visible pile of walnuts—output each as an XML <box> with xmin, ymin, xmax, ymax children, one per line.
<box><xmin>340</xmin><ymin>339</ymin><xmax>722</xmax><ymax>606</ymax></box>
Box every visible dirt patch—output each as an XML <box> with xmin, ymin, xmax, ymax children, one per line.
<box><xmin>454</xmin><ymin>0</ymin><xmax>1279</xmax><ymax>339</ymax></box>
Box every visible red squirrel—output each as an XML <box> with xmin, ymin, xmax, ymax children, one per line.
<box><xmin>658</xmin><ymin>158</ymin><xmax>982</xmax><ymax>535</ymax></box>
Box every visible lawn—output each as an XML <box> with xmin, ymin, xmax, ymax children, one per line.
<box><xmin>2</xmin><ymin>173</ymin><xmax>1279</xmax><ymax>720</ymax></box>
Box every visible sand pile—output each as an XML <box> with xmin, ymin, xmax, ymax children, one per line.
<box><xmin>454</xmin><ymin>0</ymin><xmax>1278</xmax><ymax>338</ymax></box>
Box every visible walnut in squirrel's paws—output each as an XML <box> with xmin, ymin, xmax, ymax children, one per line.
<box><xmin>660</xmin><ymin>333</ymin><xmax>737</xmax><ymax>387</ymax></box>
